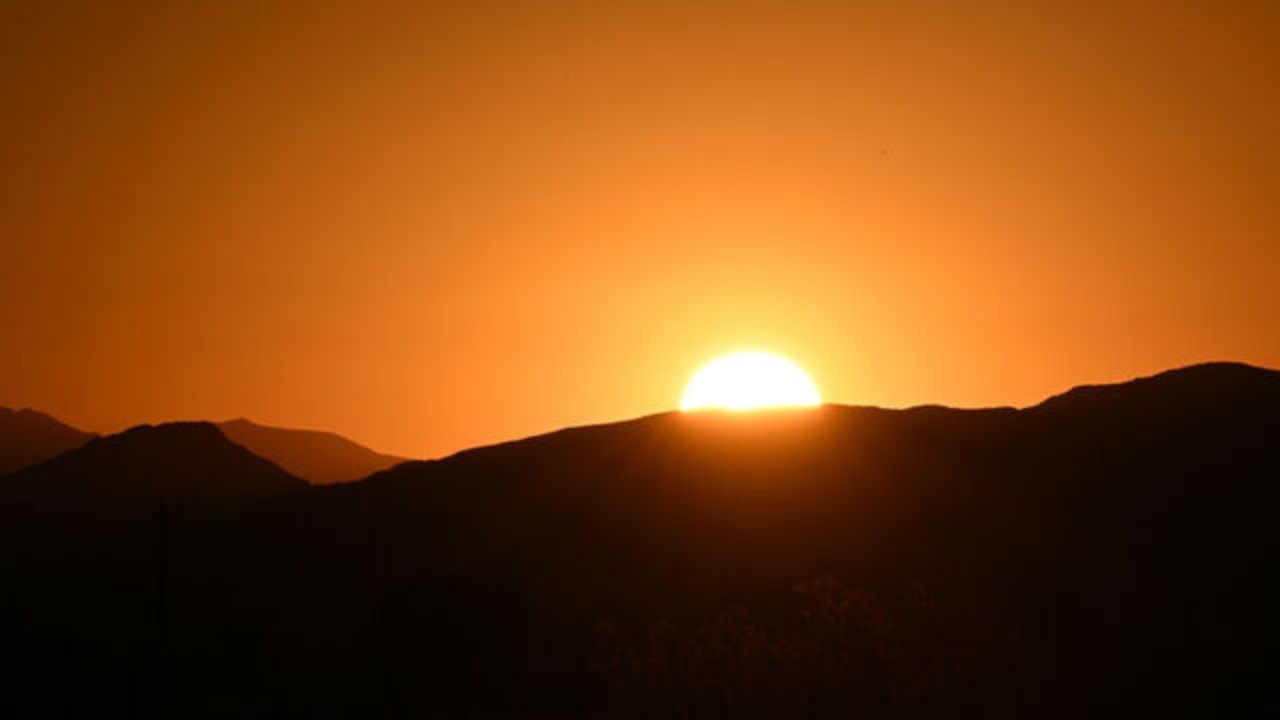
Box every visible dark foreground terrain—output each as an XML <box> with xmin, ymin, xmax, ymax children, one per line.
<box><xmin>1</xmin><ymin>363</ymin><xmax>1277</xmax><ymax>718</ymax></box>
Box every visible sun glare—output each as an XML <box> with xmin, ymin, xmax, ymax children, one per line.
<box><xmin>680</xmin><ymin>351</ymin><xmax>822</xmax><ymax>412</ymax></box>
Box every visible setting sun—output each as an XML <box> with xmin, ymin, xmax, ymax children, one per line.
<box><xmin>680</xmin><ymin>351</ymin><xmax>821</xmax><ymax>412</ymax></box>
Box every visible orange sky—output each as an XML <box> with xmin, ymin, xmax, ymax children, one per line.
<box><xmin>2</xmin><ymin>0</ymin><xmax>1277</xmax><ymax>458</ymax></box>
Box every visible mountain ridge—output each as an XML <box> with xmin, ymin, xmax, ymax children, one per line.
<box><xmin>364</xmin><ymin>361</ymin><xmax>1278</xmax><ymax>485</ymax></box>
<box><xmin>0</xmin><ymin>405</ymin><xmax>96</xmax><ymax>475</ymax></box>
<box><xmin>1</xmin><ymin>362</ymin><xmax>1277</xmax><ymax>717</ymax></box>
<box><xmin>217</xmin><ymin>417</ymin><xmax>405</xmax><ymax>485</ymax></box>
<box><xmin>1030</xmin><ymin>360</ymin><xmax>1279</xmax><ymax>411</ymax></box>
<box><xmin>1</xmin><ymin>421</ymin><xmax>306</xmax><ymax>503</ymax></box>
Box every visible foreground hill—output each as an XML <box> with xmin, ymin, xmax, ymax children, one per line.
<box><xmin>218</xmin><ymin>418</ymin><xmax>405</xmax><ymax>485</ymax></box>
<box><xmin>1</xmin><ymin>422</ymin><xmax>306</xmax><ymax>503</ymax></box>
<box><xmin>0</xmin><ymin>406</ymin><xmax>94</xmax><ymax>474</ymax></box>
<box><xmin>0</xmin><ymin>362</ymin><xmax>1277</xmax><ymax>718</ymax></box>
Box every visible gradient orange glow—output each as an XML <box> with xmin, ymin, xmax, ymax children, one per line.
<box><xmin>2</xmin><ymin>1</ymin><xmax>1277</xmax><ymax>457</ymax></box>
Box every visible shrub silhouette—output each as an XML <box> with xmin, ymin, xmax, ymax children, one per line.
<box><xmin>594</xmin><ymin>576</ymin><xmax>986</xmax><ymax>717</ymax></box>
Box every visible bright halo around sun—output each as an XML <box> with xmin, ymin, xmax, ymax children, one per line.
<box><xmin>680</xmin><ymin>351</ymin><xmax>822</xmax><ymax>412</ymax></box>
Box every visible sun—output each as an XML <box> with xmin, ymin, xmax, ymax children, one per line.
<box><xmin>680</xmin><ymin>351</ymin><xmax>822</xmax><ymax>412</ymax></box>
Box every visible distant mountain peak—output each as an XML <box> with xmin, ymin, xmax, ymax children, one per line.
<box><xmin>0</xmin><ymin>406</ymin><xmax>95</xmax><ymax>475</ymax></box>
<box><xmin>216</xmin><ymin>418</ymin><xmax>405</xmax><ymax>485</ymax></box>
<box><xmin>0</xmin><ymin>406</ymin><xmax>77</xmax><ymax>424</ymax></box>
<box><xmin>2</xmin><ymin>421</ymin><xmax>305</xmax><ymax>502</ymax></box>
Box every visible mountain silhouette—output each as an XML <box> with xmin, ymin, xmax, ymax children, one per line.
<box><xmin>217</xmin><ymin>418</ymin><xmax>404</xmax><ymax>485</ymax></box>
<box><xmin>0</xmin><ymin>362</ymin><xmax>1276</xmax><ymax>718</ymax></box>
<box><xmin>0</xmin><ymin>406</ymin><xmax>94</xmax><ymax>475</ymax></box>
<box><xmin>0</xmin><ymin>421</ymin><xmax>306</xmax><ymax>503</ymax></box>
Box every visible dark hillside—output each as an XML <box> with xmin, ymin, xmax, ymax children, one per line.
<box><xmin>0</xmin><ymin>406</ymin><xmax>94</xmax><ymax>474</ymax></box>
<box><xmin>1</xmin><ymin>364</ymin><xmax>1276</xmax><ymax>717</ymax></box>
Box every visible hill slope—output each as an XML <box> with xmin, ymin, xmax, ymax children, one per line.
<box><xmin>1</xmin><ymin>421</ymin><xmax>306</xmax><ymax>503</ymax></box>
<box><xmin>218</xmin><ymin>418</ymin><xmax>404</xmax><ymax>484</ymax></box>
<box><xmin>306</xmin><ymin>362</ymin><xmax>1280</xmax><ymax>716</ymax></box>
<box><xmin>0</xmin><ymin>363</ymin><xmax>1276</xmax><ymax>718</ymax></box>
<box><xmin>0</xmin><ymin>406</ymin><xmax>94</xmax><ymax>474</ymax></box>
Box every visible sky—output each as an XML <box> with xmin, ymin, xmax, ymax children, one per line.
<box><xmin>2</xmin><ymin>0</ymin><xmax>1277</xmax><ymax>458</ymax></box>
